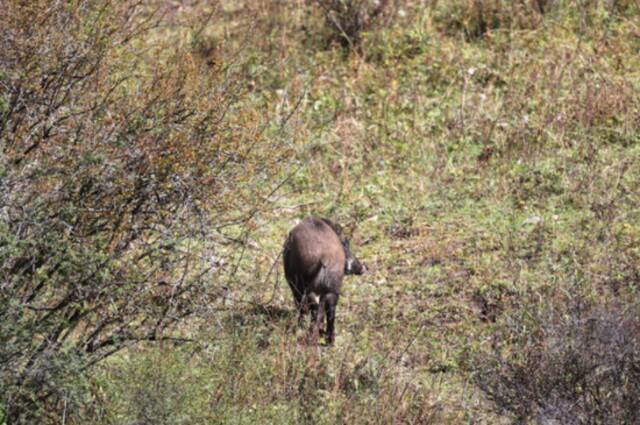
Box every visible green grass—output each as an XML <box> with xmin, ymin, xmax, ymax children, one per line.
<box><xmin>67</xmin><ymin>1</ymin><xmax>639</xmax><ymax>423</ymax></box>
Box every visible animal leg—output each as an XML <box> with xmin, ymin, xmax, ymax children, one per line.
<box><xmin>308</xmin><ymin>296</ymin><xmax>325</xmax><ymax>345</ymax></box>
<box><xmin>309</xmin><ymin>298</ymin><xmax>317</xmax><ymax>322</ymax></box>
<box><xmin>324</xmin><ymin>293</ymin><xmax>338</xmax><ymax>345</ymax></box>
<box><xmin>289</xmin><ymin>277</ymin><xmax>306</xmax><ymax>327</ymax></box>
<box><xmin>307</xmin><ymin>296</ymin><xmax>326</xmax><ymax>335</ymax></box>
<box><xmin>297</xmin><ymin>304</ymin><xmax>306</xmax><ymax>327</ymax></box>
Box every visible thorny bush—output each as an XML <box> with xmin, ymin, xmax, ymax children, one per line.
<box><xmin>0</xmin><ymin>1</ymin><xmax>293</xmax><ymax>422</ymax></box>
<box><xmin>312</xmin><ymin>0</ymin><xmax>395</xmax><ymax>52</ymax></box>
<box><xmin>476</xmin><ymin>298</ymin><xmax>640</xmax><ymax>424</ymax></box>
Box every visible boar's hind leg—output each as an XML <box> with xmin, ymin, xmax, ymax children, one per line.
<box><xmin>308</xmin><ymin>296</ymin><xmax>325</xmax><ymax>344</ymax></box>
<box><xmin>289</xmin><ymin>277</ymin><xmax>306</xmax><ymax>326</ymax></box>
<box><xmin>324</xmin><ymin>293</ymin><xmax>339</xmax><ymax>345</ymax></box>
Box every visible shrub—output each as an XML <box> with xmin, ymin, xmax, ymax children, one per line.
<box><xmin>0</xmin><ymin>1</ymin><xmax>292</xmax><ymax>422</ymax></box>
<box><xmin>93</xmin><ymin>348</ymin><xmax>217</xmax><ymax>425</ymax></box>
<box><xmin>476</xmin><ymin>298</ymin><xmax>640</xmax><ymax>424</ymax></box>
<box><xmin>312</xmin><ymin>0</ymin><xmax>396</xmax><ymax>52</ymax></box>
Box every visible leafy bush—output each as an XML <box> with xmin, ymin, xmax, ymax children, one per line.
<box><xmin>476</xmin><ymin>299</ymin><xmax>640</xmax><ymax>424</ymax></box>
<box><xmin>0</xmin><ymin>1</ymin><xmax>293</xmax><ymax>422</ymax></box>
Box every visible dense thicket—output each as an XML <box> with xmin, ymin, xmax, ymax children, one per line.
<box><xmin>477</xmin><ymin>300</ymin><xmax>640</xmax><ymax>424</ymax></box>
<box><xmin>0</xmin><ymin>1</ymin><xmax>292</xmax><ymax>422</ymax></box>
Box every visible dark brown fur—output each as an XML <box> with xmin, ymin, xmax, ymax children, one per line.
<box><xmin>283</xmin><ymin>217</ymin><xmax>364</xmax><ymax>345</ymax></box>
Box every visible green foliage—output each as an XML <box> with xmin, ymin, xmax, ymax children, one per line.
<box><xmin>432</xmin><ymin>0</ymin><xmax>640</xmax><ymax>40</ymax></box>
<box><xmin>93</xmin><ymin>349</ymin><xmax>216</xmax><ymax>425</ymax></box>
<box><xmin>90</xmin><ymin>316</ymin><xmax>440</xmax><ymax>425</ymax></box>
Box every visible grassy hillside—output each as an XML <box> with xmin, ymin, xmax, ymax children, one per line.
<box><xmin>2</xmin><ymin>1</ymin><xmax>639</xmax><ymax>423</ymax></box>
